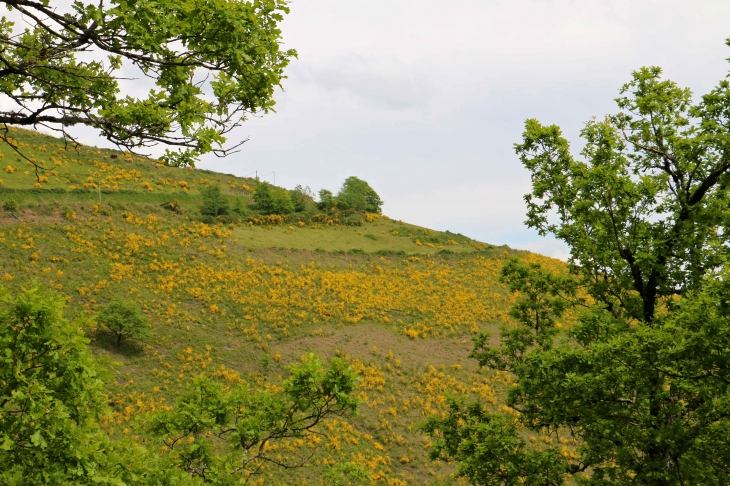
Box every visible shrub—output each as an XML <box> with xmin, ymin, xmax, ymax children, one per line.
<box><xmin>98</xmin><ymin>300</ymin><xmax>150</xmax><ymax>349</ymax></box>
<box><xmin>232</xmin><ymin>197</ymin><xmax>247</xmax><ymax>216</ymax></box>
<box><xmin>2</xmin><ymin>199</ymin><xmax>17</xmax><ymax>212</ymax></box>
<box><xmin>200</xmin><ymin>184</ymin><xmax>229</xmax><ymax>217</ymax></box>
<box><xmin>161</xmin><ymin>199</ymin><xmax>181</xmax><ymax>213</ymax></box>
<box><xmin>343</xmin><ymin>215</ymin><xmax>363</xmax><ymax>226</ymax></box>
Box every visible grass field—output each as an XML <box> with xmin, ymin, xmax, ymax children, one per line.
<box><xmin>0</xmin><ymin>128</ymin><xmax>564</xmax><ymax>485</ymax></box>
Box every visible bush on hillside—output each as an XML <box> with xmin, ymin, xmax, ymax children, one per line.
<box><xmin>232</xmin><ymin>197</ymin><xmax>248</xmax><ymax>216</ymax></box>
<box><xmin>200</xmin><ymin>184</ymin><xmax>229</xmax><ymax>217</ymax></box>
<box><xmin>2</xmin><ymin>199</ymin><xmax>17</xmax><ymax>213</ymax></box>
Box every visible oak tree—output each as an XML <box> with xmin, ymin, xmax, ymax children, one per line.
<box><xmin>425</xmin><ymin>55</ymin><xmax>730</xmax><ymax>485</ymax></box>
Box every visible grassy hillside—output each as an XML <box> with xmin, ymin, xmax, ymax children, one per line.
<box><xmin>0</xmin><ymin>128</ymin><xmax>565</xmax><ymax>485</ymax></box>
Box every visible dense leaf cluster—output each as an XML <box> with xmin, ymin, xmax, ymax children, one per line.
<box><xmin>0</xmin><ymin>0</ymin><xmax>295</xmax><ymax>169</ymax></box>
<box><xmin>318</xmin><ymin>176</ymin><xmax>383</xmax><ymax>213</ymax></box>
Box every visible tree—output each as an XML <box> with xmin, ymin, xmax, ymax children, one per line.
<box><xmin>0</xmin><ymin>0</ymin><xmax>295</xmax><ymax>172</ymax></box>
<box><xmin>253</xmin><ymin>181</ymin><xmax>293</xmax><ymax>215</ymax></box>
<box><xmin>317</xmin><ymin>189</ymin><xmax>335</xmax><ymax>211</ymax></box>
<box><xmin>200</xmin><ymin>184</ymin><xmax>230</xmax><ymax>217</ymax></box>
<box><xmin>425</xmin><ymin>61</ymin><xmax>730</xmax><ymax>484</ymax></box>
<box><xmin>291</xmin><ymin>184</ymin><xmax>314</xmax><ymax>212</ymax></box>
<box><xmin>98</xmin><ymin>300</ymin><xmax>150</xmax><ymax>349</ymax></box>
<box><xmin>336</xmin><ymin>177</ymin><xmax>383</xmax><ymax>213</ymax></box>
<box><xmin>0</xmin><ymin>286</ymin><xmax>121</xmax><ymax>484</ymax></box>
<box><xmin>149</xmin><ymin>353</ymin><xmax>359</xmax><ymax>482</ymax></box>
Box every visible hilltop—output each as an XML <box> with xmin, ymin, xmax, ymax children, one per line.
<box><xmin>0</xmin><ymin>127</ymin><xmax>562</xmax><ymax>485</ymax></box>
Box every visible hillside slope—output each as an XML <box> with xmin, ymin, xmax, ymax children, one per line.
<box><xmin>0</xmin><ymin>128</ymin><xmax>563</xmax><ymax>485</ymax></box>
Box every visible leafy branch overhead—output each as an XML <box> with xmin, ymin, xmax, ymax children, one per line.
<box><xmin>149</xmin><ymin>354</ymin><xmax>360</xmax><ymax>482</ymax></box>
<box><xmin>0</xmin><ymin>0</ymin><xmax>296</xmax><ymax>169</ymax></box>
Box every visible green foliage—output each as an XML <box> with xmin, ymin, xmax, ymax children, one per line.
<box><xmin>291</xmin><ymin>184</ymin><xmax>314</xmax><ymax>212</ymax></box>
<box><xmin>253</xmin><ymin>181</ymin><xmax>294</xmax><ymax>215</ymax></box>
<box><xmin>423</xmin><ymin>399</ymin><xmax>566</xmax><ymax>486</ymax></box>
<box><xmin>260</xmin><ymin>351</ymin><xmax>272</xmax><ymax>371</ymax></box>
<box><xmin>471</xmin><ymin>258</ymin><xmax>579</xmax><ymax>371</ymax></box>
<box><xmin>0</xmin><ymin>286</ymin><xmax>112</xmax><ymax>484</ymax></box>
<box><xmin>231</xmin><ymin>197</ymin><xmax>247</xmax><ymax>216</ymax></box>
<box><xmin>317</xmin><ymin>189</ymin><xmax>335</xmax><ymax>211</ymax></box>
<box><xmin>336</xmin><ymin>176</ymin><xmax>383</xmax><ymax>213</ymax></box>
<box><xmin>200</xmin><ymin>184</ymin><xmax>229</xmax><ymax>217</ymax></box>
<box><xmin>427</xmin><ymin>60</ymin><xmax>730</xmax><ymax>484</ymax></box>
<box><xmin>2</xmin><ymin>198</ymin><xmax>17</xmax><ymax>212</ymax></box>
<box><xmin>149</xmin><ymin>353</ymin><xmax>360</xmax><ymax>482</ymax></box>
<box><xmin>0</xmin><ymin>0</ymin><xmax>296</xmax><ymax>168</ymax></box>
<box><xmin>98</xmin><ymin>300</ymin><xmax>150</xmax><ymax>349</ymax></box>
<box><xmin>324</xmin><ymin>461</ymin><xmax>370</xmax><ymax>485</ymax></box>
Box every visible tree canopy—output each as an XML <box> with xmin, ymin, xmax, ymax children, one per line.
<box><xmin>0</xmin><ymin>0</ymin><xmax>295</xmax><ymax>169</ymax></box>
<box><xmin>97</xmin><ymin>300</ymin><xmax>150</xmax><ymax>348</ymax></box>
<box><xmin>336</xmin><ymin>176</ymin><xmax>383</xmax><ymax>213</ymax></box>
<box><xmin>425</xmin><ymin>57</ymin><xmax>730</xmax><ymax>484</ymax></box>
<box><xmin>253</xmin><ymin>181</ymin><xmax>294</xmax><ymax>215</ymax></box>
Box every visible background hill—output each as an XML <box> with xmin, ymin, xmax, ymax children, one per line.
<box><xmin>0</xmin><ymin>127</ymin><xmax>563</xmax><ymax>485</ymax></box>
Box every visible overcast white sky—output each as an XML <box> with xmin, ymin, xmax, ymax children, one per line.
<box><xmin>188</xmin><ymin>0</ymin><xmax>730</xmax><ymax>258</ymax></box>
<box><xmin>16</xmin><ymin>1</ymin><xmax>730</xmax><ymax>258</ymax></box>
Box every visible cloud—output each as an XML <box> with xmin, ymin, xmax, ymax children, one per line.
<box><xmin>296</xmin><ymin>55</ymin><xmax>432</xmax><ymax>110</ymax></box>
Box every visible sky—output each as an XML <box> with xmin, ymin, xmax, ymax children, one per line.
<box><xmin>10</xmin><ymin>0</ymin><xmax>730</xmax><ymax>258</ymax></box>
<box><xmin>194</xmin><ymin>0</ymin><xmax>730</xmax><ymax>259</ymax></box>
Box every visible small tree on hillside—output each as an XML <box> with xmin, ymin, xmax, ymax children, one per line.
<box><xmin>336</xmin><ymin>177</ymin><xmax>383</xmax><ymax>213</ymax></box>
<box><xmin>291</xmin><ymin>184</ymin><xmax>314</xmax><ymax>212</ymax></box>
<box><xmin>317</xmin><ymin>189</ymin><xmax>336</xmax><ymax>211</ymax></box>
<box><xmin>253</xmin><ymin>181</ymin><xmax>294</xmax><ymax>214</ymax></box>
<box><xmin>98</xmin><ymin>301</ymin><xmax>150</xmax><ymax>349</ymax></box>
<box><xmin>200</xmin><ymin>184</ymin><xmax>230</xmax><ymax>217</ymax></box>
